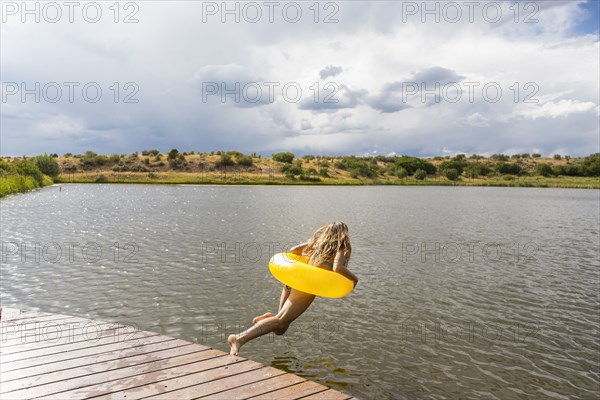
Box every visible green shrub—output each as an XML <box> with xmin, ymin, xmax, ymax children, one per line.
<box><xmin>553</xmin><ymin>154</ymin><xmax>562</xmax><ymax>160</ymax></box>
<box><xmin>438</xmin><ymin>160</ymin><xmax>466</xmax><ymax>175</ymax></box>
<box><xmin>217</xmin><ymin>153</ymin><xmax>234</xmax><ymax>167</ymax></box>
<box><xmin>0</xmin><ymin>160</ymin><xmax>16</xmax><ymax>175</ymax></box>
<box><xmin>273</xmin><ymin>152</ymin><xmax>295</xmax><ymax>163</ymax></box>
<box><xmin>95</xmin><ymin>174</ymin><xmax>108</xmax><ymax>183</ymax></box>
<box><xmin>237</xmin><ymin>155</ymin><xmax>253</xmax><ymax>167</ymax></box>
<box><xmin>491</xmin><ymin>154</ymin><xmax>509</xmax><ymax>161</ymax></box>
<box><xmin>334</xmin><ymin>161</ymin><xmax>346</xmax><ymax>170</ymax></box>
<box><xmin>413</xmin><ymin>169</ymin><xmax>427</xmax><ymax>180</ymax></box>
<box><xmin>444</xmin><ymin>168</ymin><xmax>459</xmax><ymax>180</ymax></box>
<box><xmin>395</xmin><ymin>156</ymin><xmax>436</xmax><ymax>175</ymax></box>
<box><xmin>33</xmin><ymin>154</ymin><xmax>60</xmax><ymax>178</ymax></box>
<box><xmin>495</xmin><ymin>162</ymin><xmax>521</xmax><ymax>175</ymax></box>
<box><xmin>464</xmin><ymin>163</ymin><xmax>490</xmax><ymax>178</ymax></box>
<box><xmin>341</xmin><ymin>157</ymin><xmax>378</xmax><ymax>177</ymax></box>
<box><xmin>553</xmin><ymin>164</ymin><xmax>583</xmax><ymax>176</ymax></box>
<box><xmin>169</xmin><ymin>158</ymin><xmax>186</xmax><ymax>169</ymax></box>
<box><xmin>14</xmin><ymin>160</ymin><xmax>44</xmax><ymax>185</ymax></box>
<box><xmin>395</xmin><ymin>167</ymin><xmax>408</xmax><ymax>179</ymax></box>
<box><xmin>582</xmin><ymin>153</ymin><xmax>600</xmax><ymax>176</ymax></box>
<box><xmin>532</xmin><ymin>153</ymin><xmax>541</xmax><ymax>158</ymax></box>
<box><xmin>319</xmin><ymin>167</ymin><xmax>330</xmax><ymax>177</ymax></box>
<box><xmin>168</xmin><ymin>149</ymin><xmax>179</xmax><ymax>160</ymax></box>
<box><xmin>536</xmin><ymin>163</ymin><xmax>554</xmax><ymax>177</ymax></box>
<box><xmin>281</xmin><ymin>163</ymin><xmax>303</xmax><ymax>176</ymax></box>
<box><xmin>79</xmin><ymin>151</ymin><xmax>108</xmax><ymax>169</ymax></box>
<box><xmin>0</xmin><ymin>174</ymin><xmax>38</xmax><ymax>197</ymax></box>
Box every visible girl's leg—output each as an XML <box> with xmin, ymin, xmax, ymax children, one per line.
<box><xmin>278</xmin><ymin>285</ymin><xmax>290</xmax><ymax>312</ymax></box>
<box><xmin>252</xmin><ymin>312</ymin><xmax>272</xmax><ymax>325</ymax></box>
<box><xmin>252</xmin><ymin>285</ymin><xmax>289</xmax><ymax>325</ymax></box>
<box><xmin>228</xmin><ymin>290</ymin><xmax>315</xmax><ymax>355</ymax></box>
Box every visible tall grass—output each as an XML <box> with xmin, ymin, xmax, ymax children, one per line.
<box><xmin>0</xmin><ymin>161</ymin><xmax>54</xmax><ymax>197</ymax></box>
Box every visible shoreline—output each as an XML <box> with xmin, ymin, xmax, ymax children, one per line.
<box><xmin>2</xmin><ymin>152</ymin><xmax>598</xmax><ymax>197</ymax></box>
<box><xmin>54</xmin><ymin>175</ymin><xmax>600</xmax><ymax>189</ymax></box>
<box><xmin>2</xmin><ymin>177</ymin><xmax>598</xmax><ymax>200</ymax></box>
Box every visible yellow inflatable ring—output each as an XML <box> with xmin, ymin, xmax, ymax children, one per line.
<box><xmin>268</xmin><ymin>253</ymin><xmax>354</xmax><ymax>298</ymax></box>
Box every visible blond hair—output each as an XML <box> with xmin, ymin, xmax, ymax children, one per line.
<box><xmin>305</xmin><ymin>221</ymin><xmax>351</xmax><ymax>267</ymax></box>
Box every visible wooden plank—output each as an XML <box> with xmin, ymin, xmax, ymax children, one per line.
<box><xmin>1</xmin><ymin>316</ymin><xmax>93</xmax><ymax>344</ymax></box>
<box><xmin>1</xmin><ymin>311</ymin><xmax>85</xmax><ymax>325</ymax></box>
<box><xmin>0</xmin><ymin>310</ymin><xmax>355</xmax><ymax>400</ymax></box>
<box><xmin>1</xmin><ymin>311</ymin><xmax>151</xmax><ymax>342</ymax></box>
<box><xmin>300</xmin><ymin>389</ymin><xmax>353</xmax><ymax>400</ymax></box>
<box><xmin>1</xmin><ymin>318</ymin><xmax>136</xmax><ymax>351</ymax></box>
<box><xmin>1</xmin><ymin>342</ymin><xmax>202</xmax><ymax>394</ymax></box>
<box><xmin>1</xmin><ymin>335</ymin><xmax>175</xmax><ymax>379</ymax></box>
<box><xmin>9</xmin><ymin>347</ymin><xmax>223</xmax><ymax>399</ymax></box>
<box><xmin>1</xmin><ymin>316</ymin><xmax>102</xmax><ymax>338</ymax></box>
<box><xmin>38</xmin><ymin>353</ymin><xmax>247</xmax><ymax>399</ymax></box>
<box><xmin>0</xmin><ymin>308</ymin><xmax>29</xmax><ymax>321</ymax></box>
<box><xmin>144</xmin><ymin>362</ymin><xmax>284</xmax><ymax>400</ymax></box>
<box><xmin>1</xmin><ymin>337</ymin><xmax>186</xmax><ymax>385</ymax></box>
<box><xmin>1</xmin><ymin>324</ymin><xmax>155</xmax><ymax>362</ymax></box>
<box><xmin>204</xmin><ymin>371</ymin><xmax>307</xmax><ymax>399</ymax></box>
<box><xmin>248</xmin><ymin>380</ymin><xmax>329</xmax><ymax>399</ymax></box>
<box><xmin>1</xmin><ymin>330</ymin><xmax>160</xmax><ymax>369</ymax></box>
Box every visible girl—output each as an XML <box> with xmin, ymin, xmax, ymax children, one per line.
<box><xmin>228</xmin><ymin>221</ymin><xmax>358</xmax><ymax>356</ymax></box>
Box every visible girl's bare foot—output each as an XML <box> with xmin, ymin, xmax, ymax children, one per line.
<box><xmin>228</xmin><ymin>334</ymin><xmax>241</xmax><ymax>355</ymax></box>
<box><xmin>252</xmin><ymin>312</ymin><xmax>272</xmax><ymax>325</ymax></box>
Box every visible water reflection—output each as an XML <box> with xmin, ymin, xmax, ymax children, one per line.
<box><xmin>1</xmin><ymin>184</ymin><xmax>598</xmax><ymax>399</ymax></box>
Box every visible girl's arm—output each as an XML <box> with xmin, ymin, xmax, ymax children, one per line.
<box><xmin>333</xmin><ymin>250</ymin><xmax>359</xmax><ymax>288</ymax></box>
<box><xmin>289</xmin><ymin>242</ymin><xmax>308</xmax><ymax>255</ymax></box>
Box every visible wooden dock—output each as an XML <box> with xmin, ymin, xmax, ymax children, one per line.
<box><xmin>0</xmin><ymin>308</ymin><xmax>357</xmax><ymax>399</ymax></box>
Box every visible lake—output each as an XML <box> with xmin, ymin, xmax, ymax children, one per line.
<box><xmin>1</xmin><ymin>184</ymin><xmax>598</xmax><ymax>399</ymax></box>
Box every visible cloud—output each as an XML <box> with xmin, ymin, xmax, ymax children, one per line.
<box><xmin>411</xmin><ymin>66</ymin><xmax>466</xmax><ymax>86</ymax></box>
<box><xmin>32</xmin><ymin>115</ymin><xmax>85</xmax><ymax>137</ymax></box>
<box><xmin>1</xmin><ymin>0</ymin><xmax>598</xmax><ymax>156</ymax></box>
<box><xmin>367</xmin><ymin>66</ymin><xmax>466</xmax><ymax>113</ymax></box>
<box><xmin>298</xmin><ymin>85</ymin><xmax>367</xmax><ymax>112</ymax></box>
<box><xmin>501</xmin><ymin>99</ymin><xmax>599</xmax><ymax>121</ymax></box>
<box><xmin>319</xmin><ymin>65</ymin><xmax>343</xmax><ymax>79</ymax></box>
<box><xmin>466</xmin><ymin>112</ymin><xmax>491</xmax><ymax>127</ymax></box>
<box><xmin>190</xmin><ymin>64</ymin><xmax>274</xmax><ymax>107</ymax></box>
<box><xmin>300</xmin><ymin>119</ymin><xmax>313</xmax><ymax>130</ymax></box>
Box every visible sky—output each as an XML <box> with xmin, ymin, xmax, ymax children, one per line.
<box><xmin>1</xmin><ymin>0</ymin><xmax>599</xmax><ymax>157</ymax></box>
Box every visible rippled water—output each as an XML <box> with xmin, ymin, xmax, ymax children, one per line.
<box><xmin>1</xmin><ymin>184</ymin><xmax>599</xmax><ymax>399</ymax></box>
